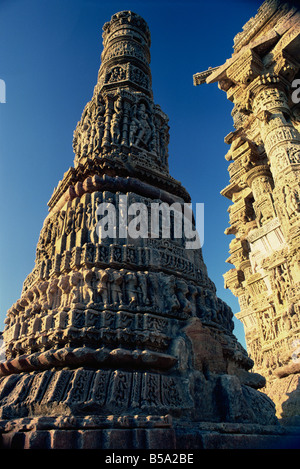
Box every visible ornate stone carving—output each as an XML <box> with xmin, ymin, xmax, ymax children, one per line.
<box><xmin>195</xmin><ymin>0</ymin><xmax>300</xmax><ymax>425</ymax></box>
<box><xmin>0</xmin><ymin>8</ymin><xmax>292</xmax><ymax>450</ymax></box>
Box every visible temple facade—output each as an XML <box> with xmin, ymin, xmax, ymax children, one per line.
<box><xmin>194</xmin><ymin>0</ymin><xmax>300</xmax><ymax>424</ymax></box>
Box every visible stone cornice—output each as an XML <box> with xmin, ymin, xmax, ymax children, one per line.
<box><xmin>193</xmin><ymin>66</ymin><xmax>219</xmax><ymax>86</ymax></box>
<box><xmin>233</xmin><ymin>0</ymin><xmax>287</xmax><ymax>53</ymax></box>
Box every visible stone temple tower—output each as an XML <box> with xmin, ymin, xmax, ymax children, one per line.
<box><xmin>0</xmin><ymin>10</ymin><xmax>299</xmax><ymax>449</ymax></box>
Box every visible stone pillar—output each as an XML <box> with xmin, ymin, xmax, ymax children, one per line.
<box><xmin>251</xmin><ymin>79</ymin><xmax>300</xmax><ymax>238</ymax></box>
<box><xmin>194</xmin><ymin>0</ymin><xmax>300</xmax><ymax>424</ymax></box>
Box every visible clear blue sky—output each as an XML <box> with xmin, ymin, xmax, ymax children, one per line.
<box><xmin>0</xmin><ymin>0</ymin><xmax>263</xmax><ymax>349</ymax></box>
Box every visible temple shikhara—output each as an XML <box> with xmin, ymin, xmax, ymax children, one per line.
<box><xmin>0</xmin><ymin>2</ymin><xmax>300</xmax><ymax>449</ymax></box>
<box><xmin>194</xmin><ymin>0</ymin><xmax>300</xmax><ymax>426</ymax></box>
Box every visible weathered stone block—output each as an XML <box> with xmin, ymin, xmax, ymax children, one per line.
<box><xmin>145</xmin><ymin>428</ymin><xmax>176</xmax><ymax>449</ymax></box>
<box><xmin>25</xmin><ymin>430</ymin><xmax>51</xmax><ymax>449</ymax></box>
<box><xmin>50</xmin><ymin>430</ymin><xmax>79</xmax><ymax>449</ymax></box>
<box><xmin>79</xmin><ymin>429</ymin><xmax>103</xmax><ymax>449</ymax></box>
<box><xmin>103</xmin><ymin>429</ymin><xmax>133</xmax><ymax>450</ymax></box>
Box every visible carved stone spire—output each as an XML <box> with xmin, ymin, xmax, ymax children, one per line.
<box><xmin>100</xmin><ymin>11</ymin><xmax>152</xmax><ymax>97</ymax></box>
<box><xmin>68</xmin><ymin>10</ymin><xmax>185</xmax><ymax>203</ymax></box>
<box><xmin>0</xmin><ymin>10</ymin><xmax>293</xmax><ymax>449</ymax></box>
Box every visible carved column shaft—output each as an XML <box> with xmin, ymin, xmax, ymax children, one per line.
<box><xmin>252</xmin><ymin>83</ymin><xmax>300</xmax><ymax>179</ymax></box>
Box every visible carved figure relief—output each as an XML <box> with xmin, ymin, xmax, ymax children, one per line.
<box><xmin>283</xmin><ymin>185</ymin><xmax>300</xmax><ymax>219</ymax></box>
<box><xmin>110</xmin><ymin>96</ymin><xmax>123</xmax><ymax>144</ymax></box>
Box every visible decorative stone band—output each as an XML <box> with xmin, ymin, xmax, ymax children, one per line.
<box><xmin>0</xmin><ymin>413</ymin><xmax>173</xmax><ymax>434</ymax></box>
<box><xmin>0</xmin><ymin>367</ymin><xmax>192</xmax><ymax>420</ymax></box>
<box><xmin>48</xmin><ymin>173</ymin><xmax>189</xmax><ymax>214</ymax></box>
<box><xmin>0</xmin><ymin>346</ymin><xmax>177</xmax><ymax>377</ymax></box>
<box><xmin>4</xmin><ymin>303</ymin><xmax>179</xmax><ymax>361</ymax></box>
<box><xmin>252</xmin><ymin>87</ymin><xmax>290</xmax><ymax>117</ymax></box>
<box><xmin>262</xmin><ymin>123</ymin><xmax>300</xmax><ymax>155</ymax></box>
<box><xmin>0</xmin><ymin>366</ymin><xmax>279</xmax><ymax>429</ymax></box>
<box><xmin>21</xmin><ymin>263</ymin><xmax>201</xmax><ymax>313</ymax></box>
<box><xmin>5</xmin><ymin>267</ymin><xmax>234</xmax><ymax>360</ymax></box>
